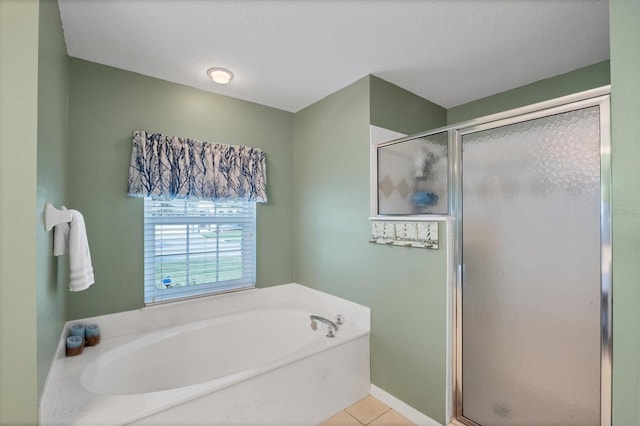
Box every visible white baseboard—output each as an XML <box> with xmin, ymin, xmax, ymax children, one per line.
<box><xmin>370</xmin><ymin>384</ymin><xmax>442</xmax><ymax>426</ymax></box>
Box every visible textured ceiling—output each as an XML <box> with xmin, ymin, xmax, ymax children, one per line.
<box><xmin>57</xmin><ymin>0</ymin><xmax>609</xmax><ymax>112</ymax></box>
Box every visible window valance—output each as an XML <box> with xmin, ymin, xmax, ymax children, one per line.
<box><xmin>127</xmin><ymin>131</ymin><xmax>267</xmax><ymax>202</ymax></box>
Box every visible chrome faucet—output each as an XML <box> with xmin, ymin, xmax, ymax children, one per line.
<box><xmin>310</xmin><ymin>314</ymin><xmax>339</xmax><ymax>338</ymax></box>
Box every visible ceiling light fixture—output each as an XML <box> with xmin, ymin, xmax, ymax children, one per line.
<box><xmin>207</xmin><ymin>67</ymin><xmax>234</xmax><ymax>85</ymax></box>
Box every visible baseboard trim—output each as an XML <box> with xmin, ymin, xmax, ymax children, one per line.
<box><xmin>370</xmin><ymin>384</ymin><xmax>442</xmax><ymax>426</ymax></box>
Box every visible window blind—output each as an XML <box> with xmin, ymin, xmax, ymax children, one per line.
<box><xmin>144</xmin><ymin>198</ymin><xmax>256</xmax><ymax>304</ymax></box>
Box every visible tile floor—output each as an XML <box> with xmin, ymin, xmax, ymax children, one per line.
<box><xmin>319</xmin><ymin>395</ymin><xmax>415</xmax><ymax>425</ymax></box>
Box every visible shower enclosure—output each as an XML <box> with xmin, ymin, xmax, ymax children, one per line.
<box><xmin>373</xmin><ymin>87</ymin><xmax>611</xmax><ymax>426</ymax></box>
<box><xmin>453</xmin><ymin>90</ymin><xmax>611</xmax><ymax>426</ymax></box>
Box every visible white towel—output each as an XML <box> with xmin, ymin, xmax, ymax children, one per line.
<box><xmin>53</xmin><ymin>206</ymin><xmax>70</xmax><ymax>256</ymax></box>
<box><xmin>68</xmin><ymin>209</ymin><xmax>95</xmax><ymax>292</ymax></box>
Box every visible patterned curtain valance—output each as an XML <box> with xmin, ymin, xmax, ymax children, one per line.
<box><xmin>127</xmin><ymin>131</ymin><xmax>267</xmax><ymax>202</ymax></box>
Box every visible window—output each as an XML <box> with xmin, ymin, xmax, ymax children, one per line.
<box><xmin>144</xmin><ymin>197</ymin><xmax>256</xmax><ymax>304</ymax></box>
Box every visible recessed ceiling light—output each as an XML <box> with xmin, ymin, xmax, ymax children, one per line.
<box><xmin>207</xmin><ymin>67</ymin><xmax>234</xmax><ymax>85</ymax></box>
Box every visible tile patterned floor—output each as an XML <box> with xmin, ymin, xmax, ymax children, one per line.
<box><xmin>319</xmin><ymin>395</ymin><xmax>415</xmax><ymax>426</ymax></box>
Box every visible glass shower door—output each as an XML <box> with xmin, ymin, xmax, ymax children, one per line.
<box><xmin>460</xmin><ymin>106</ymin><xmax>603</xmax><ymax>425</ymax></box>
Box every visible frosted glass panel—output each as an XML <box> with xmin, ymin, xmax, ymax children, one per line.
<box><xmin>461</xmin><ymin>107</ymin><xmax>601</xmax><ymax>425</ymax></box>
<box><xmin>377</xmin><ymin>132</ymin><xmax>448</xmax><ymax>215</ymax></box>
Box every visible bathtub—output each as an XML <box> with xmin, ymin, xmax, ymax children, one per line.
<box><xmin>40</xmin><ymin>284</ymin><xmax>370</xmax><ymax>425</ymax></box>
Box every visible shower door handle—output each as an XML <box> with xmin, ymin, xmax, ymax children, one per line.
<box><xmin>457</xmin><ymin>264</ymin><xmax>464</xmax><ymax>288</ymax></box>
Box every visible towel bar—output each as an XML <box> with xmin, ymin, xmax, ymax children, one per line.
<box><xmin>44</xmin><ymin>202</ymin><xmax>73</xmax><ymax>231</ymax></box>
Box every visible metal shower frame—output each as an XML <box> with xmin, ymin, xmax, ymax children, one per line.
<box><xmin>372</xmin><ymin>86</ymin><xmax>612</xmax><ymax>426</ymax></box>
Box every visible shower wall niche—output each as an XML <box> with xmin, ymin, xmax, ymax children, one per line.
<box><xmin>374</xmin><ymin>131</ymin><xmax>449</xmax><ymax>216</ymax></box>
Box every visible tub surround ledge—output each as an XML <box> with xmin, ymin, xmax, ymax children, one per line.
<box><xmin>40</xmin><ymin>283</ymin><xmax>370</xmax><ymax>425</ymax></box>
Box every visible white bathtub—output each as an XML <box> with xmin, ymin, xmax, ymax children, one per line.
<box><xmin>40</xmin><ymin>284</ymin><xmax>370</xmax><ymax>425</ymax></box>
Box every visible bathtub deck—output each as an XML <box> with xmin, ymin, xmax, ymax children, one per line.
<box><xmin>320</xmin><ymin>395</ymin><xmax>415</xmax><ymax>426</ymax></box>
<box><xmin>42</xmin><ymin>284</ymin><xmax>372</xmax><ymax>426</ymax></box>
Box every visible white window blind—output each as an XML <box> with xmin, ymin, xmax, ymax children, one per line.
<box><xmin>144</xmin><ymin>198</ymin><xmax>256</xmax><ymax>304</ymax></box>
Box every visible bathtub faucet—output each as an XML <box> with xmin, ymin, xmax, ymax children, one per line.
<box><xmin>310</xmin><ymin>315</ymin><xmax>339</xmax><ymax>338</ymax></box>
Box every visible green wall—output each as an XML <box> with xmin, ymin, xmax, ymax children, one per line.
<box><xmin>293</xmin><ymin>76</ymin><xmax>449</xmax><ymax>423</ymax></box>
<box><xmin>66</xmin><ymin>59</ymin><xmax>294</xmax><ymax>320</ymax></box>
<box><xmin>370</xmin><ymin>75</ymin><xmax>447</xmax><ymax>134</ymax></box>
<box><xmin>36</xmin><ymin>0</ymin><xmax>68</xmax><ymax>397</ymax></box>
<box><xmin>610</xmin><ymin>1</ymin><xmax>640</xmax><ymax>424</ymax></box>
<box><xmin>447</xmin><ymin>60</ymin><xmax>611</xmax><ymax>124</ymax></box>
<box><xmin>0</xmin><ymin>1</ymin><xmax>40</xmax><ymax>423</ymax></box>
